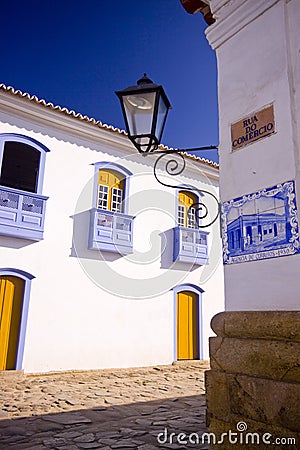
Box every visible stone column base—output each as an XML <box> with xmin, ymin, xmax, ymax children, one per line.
<box><xmin>205</xmin><ymin>311</ymin><xmax>300</xmax><ymax>449</ymax></box>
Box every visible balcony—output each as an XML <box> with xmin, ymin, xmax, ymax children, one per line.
<box><xmin>0</xmin><ymin>186</ymin><xmax>48</xmax><ymax>241</ymax></box>
<box><xmin>89</xmin><ymin>208</ymin><xmax>134</xmax><ymax>254</ymax></box>
<box><xmin>173</xmin><ymin>226</ymin><xmax>209</xmax><ymax>265</ymax></box>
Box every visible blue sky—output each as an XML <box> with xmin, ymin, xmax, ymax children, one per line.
<box><xmin>1</xmin><ymin>0</ymin><xmax>218</xmax><ymax>162</ymax></box>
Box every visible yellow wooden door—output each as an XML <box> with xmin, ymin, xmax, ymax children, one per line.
<box><xmin>177</xmin><ymin>291</ymin><xmax>198</xmax><ymax>360</ymax></box>
<box><xmin>98</xmin><ymin>170</ymin><xmax>124</xmax><ymax>211</ymax></box>
<box><xmin>0</xmin><ymin>276</ymin><xmax>24</xmax><ymax>370</ymax></box>
<box><xmin>178</xmin><ymin>191</ymin><xmax>197</xmax><ymax>228</ymax></box>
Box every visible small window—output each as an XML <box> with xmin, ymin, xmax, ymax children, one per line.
<box><xmin>0</xmin><ymin>134</ymin><xmax>49</xmax><ymax>195</ymax></box>
<box><xmin>0</xmin><ymin>142</ymin><xmax>40</xmax><ymax>193</ymax></box>
<box><xmin>97</xmin><ymin>169</ymin><xmax>125</xmax><ymax>212</ymax></box>
<box><xmin>0</xmin><ymin>134</ymin><xmax>50</xmax><ymax>241</ymax></box>
<box><xmin>178</xmin><ymin>205</ymin><xmax>185</xmax><ymax>227</ymax></box>
<box><xmin>111</xmin><ymin>187</ymin><xmax>123</xmax><ymax>213</ymax></box>
<box><xmin>187</xmin><ymin>206</ymin><xmax>196</xmax><ymax>229</ymax></box>
<box><xmin>178</xmin><ymin>191</ymin><xmax>197</xmax><ymax>228</ymax></box>
<box><xmin>89</xmin><ymin>163</ymin><xmax>134</xmax><ymax>254</ymax></box>
<box><xmin>97</xmin><ymin>185</ymin><xmax>109</xmax><ymax>210</ymax></box>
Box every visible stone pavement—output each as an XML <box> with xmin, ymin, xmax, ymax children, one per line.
<box><xmin>0</xmin><ymin>361</ymin><xmax>210</xmax><ymax>450</ymax></box>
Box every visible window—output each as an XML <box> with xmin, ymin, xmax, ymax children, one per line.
<box><xmin>173</xmin><ymin>188</ymin><xmax>208</xmax><ymax>265</ymax></box>
<box><xmin>97</xmin><ymin>185</ymin><xmax>109</xmax><ymax>210</ymax></box>
<box><xmin>177</xmin><ymin>205</ymin><xmax>185</xmax><ymax>227</ymax></box>
<box><xmin>0</xmin><ymin>134</ymin><xmax>49</xmax><ymax>241</ymax></box>
<box><xmin>0</xmin><ymin>134</ymin><xmax>49</xmax><ymax>195</ymax></box>
<box><xmin>89</xmin><ymin>163</ymin><xmax>134</xmax><ymax>254</ymax></box>
<box><xmin>97</xmin><ymin>169</ymin><xmax>125</xmax><ymax>212</ymax></box>
<box><xmin>0</xmin><ymin>142</ymin><xmax>40</xmax><ymax>193</ymax></box>
<box><xmin>187</xmin><ymin>206</ymin><xmax>196</xmax><ymax>229</ymax></box>
<box><xmin>178</xmin><ymin>191</ymin><xmax>197</xmax><ymax>228</ymax></box>
<box><xmin>111</xmin><ymin>188</ymin><xmax>123</xmax><ymax>213</ymax></box>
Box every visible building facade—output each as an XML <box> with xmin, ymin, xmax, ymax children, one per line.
<box><xmin>0</xmin><ymin>84</ymin><xmax>224</xmax><ymax>373</ymax></box>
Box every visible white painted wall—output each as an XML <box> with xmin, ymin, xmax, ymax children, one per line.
<box><xmin>206</xmin><ymin>0</ymin><xmax>300</xmax><ymax>310</ymax></box>
<box><xmin>0</xmin><ymin>92</ymin><xmax>224</xmax><ymax>372</ymax></box>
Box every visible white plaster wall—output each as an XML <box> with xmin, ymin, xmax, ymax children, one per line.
<box><xmin>206</xmin><ymin>0</ymin><xmax>300</xmax><ymax>310</ymax></box>
<box><xmin>216</xmin><ymin>1</ymin><xmax>295</xmax><ymax>199</ymax></box>
<box><xmin>288</xmin><ymin>0</ymin><xmax>300</xmax><ymax>202</ymax></box>
<box><xmin>0</xmin><ymin>103</ymin><xmax>224</xmax><ymax>372</ymax></box>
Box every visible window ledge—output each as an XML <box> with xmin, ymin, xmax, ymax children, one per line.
<box><xmin>0</xmin><ymin>186</ymin><xmax>48</xmax><ymax>241</ymax></box>
<box><xmin>173</xmin><ymin>226</ymin><xmax>209</xmax><ymax>265</ymax></box>
<box><xmin>88</xmin><ymin>208</ymin><xmax>134</xmax><ymax>254</ymax></box>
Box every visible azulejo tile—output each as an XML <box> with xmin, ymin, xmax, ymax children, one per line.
<box><xmin>222</xmin><ymin>180</ymin><xmax>300</xmax><ymax>264</ymax></box>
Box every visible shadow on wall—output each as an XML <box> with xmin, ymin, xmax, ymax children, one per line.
<box><xmin>0</xmin><ymin>235</ymin><xmax>35</xmax><ymax>249</ymax></box>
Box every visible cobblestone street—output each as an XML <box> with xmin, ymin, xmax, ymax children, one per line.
<box><xmin>0</xmin><ymin>361</ymin><xmax>210</xmax><ymax>450</ymax></box>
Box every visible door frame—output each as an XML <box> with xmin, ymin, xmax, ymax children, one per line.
<box><xmin>0</xmin><ymin>268</ymin><xmax>34</xmax><ymax>370</ymax></box>
<box><xmin>173</xmin><ymin>284</ymin><xmax>204</xmax><ymax>361</ymax></box>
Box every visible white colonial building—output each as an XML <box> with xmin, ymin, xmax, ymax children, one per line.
<box><xmin>0</xmin><ymin>83</ymin><xmax>224</xmax><ymax>373</ymax></box>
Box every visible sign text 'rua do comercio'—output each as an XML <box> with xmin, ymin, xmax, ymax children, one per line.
<box><xmin>231</xmin><ymin>104</ymin><xmax>275</xmax><ymax>151</ymax></box>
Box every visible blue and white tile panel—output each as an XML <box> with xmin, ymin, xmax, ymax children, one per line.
<box><xmin>222</xmin><ymin>180</ymin><xmax>300</xmax><ymax>264</ymax></box>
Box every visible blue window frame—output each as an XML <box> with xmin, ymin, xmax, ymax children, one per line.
<box><xmin>88</xmin><ymin>162</ymin><xmax>134</xmax><ymax>254</ymax></box>
<box><xmin>0</xmin><ymin>134</ymin><xmax>49</xmax><ymax>241</ymax></box>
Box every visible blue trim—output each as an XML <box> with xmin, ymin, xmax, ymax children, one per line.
<box><xmin>0</xmin><ymin>268</ymin><xmax>35</xmax><ymax>280</ymax></box>
<box><xmin>93</xmin><ymin>161</ymin><xmax>132</xmax><ymax>176</ymax></box>
<box><xmin>0</xmin><ymin>133</ymin><xmax>50</xmax><ymax>194</ymax></box>
<box><xmin>173</xmin><ymin>284</ymin><xmax>204</xmax><ymax>361</ymax></box>
<box><xmin>0</xmin><ymin>268</ymin><xmax>35</xmax><ymax>370</ymax></box>
<box><xmin>0</xmin><ymin>133</ymin><xmax>50</xmax><ymax>153</ymax></box>
<box><xmin>173</xmin><ymin>297</ymin><xmax>177</xmax><ymax>361</ymax></box>
<box><xmin>173</xmin><ymin>284</ymin><xmax>204</xmax><ymax>295</ymax></box>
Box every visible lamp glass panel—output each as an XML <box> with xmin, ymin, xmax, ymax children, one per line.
<box><xmin>155</xmin><ymin>95</ymin><xmax>168</xmax><ymax>140</ymax></box>
<box><xmin>123</xmin><ymin>92</ymin><xmax>156</xmax><ymax>136</ymax></box>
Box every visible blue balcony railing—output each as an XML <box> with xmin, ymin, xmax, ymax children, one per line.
<box><xmin>89</xmin><ymin>208</ymin><xmax>134</xmax><ymax>254</ymax></box>
<box><xmin>0</xmin><ymin>186</ymin><xmax>48</xmax><ymax>241</ymax></box>
<box><xmin>173</xmin><ymin>226</ymin><xmax>209</xmax><ymax>265</ymax></box>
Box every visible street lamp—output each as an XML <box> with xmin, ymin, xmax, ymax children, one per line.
<box><xmin>115</xmin><ymin>74</ymin><xmax>171</xmax><ymax>153</ymax></box>
<box><xmin>116</xmin><ymin>74</ymin><xmax>218</xmax><ymax>155</ymax></box>
<box><xmin>116</xmin><ymin>75</ymin><xmax>220</xmax><ymax>227</ymax></box>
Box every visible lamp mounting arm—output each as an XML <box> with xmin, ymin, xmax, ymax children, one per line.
<box><xmin>150</xmin><ymin>145</ymin><xmax>218</xmax><ymax>155</ymax></box>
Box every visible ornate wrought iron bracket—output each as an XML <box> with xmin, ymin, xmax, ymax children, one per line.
<box><xmin>144</xmin><ymin>146</ymin><xmax>220</xmax><ymax>229</ymax></box>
